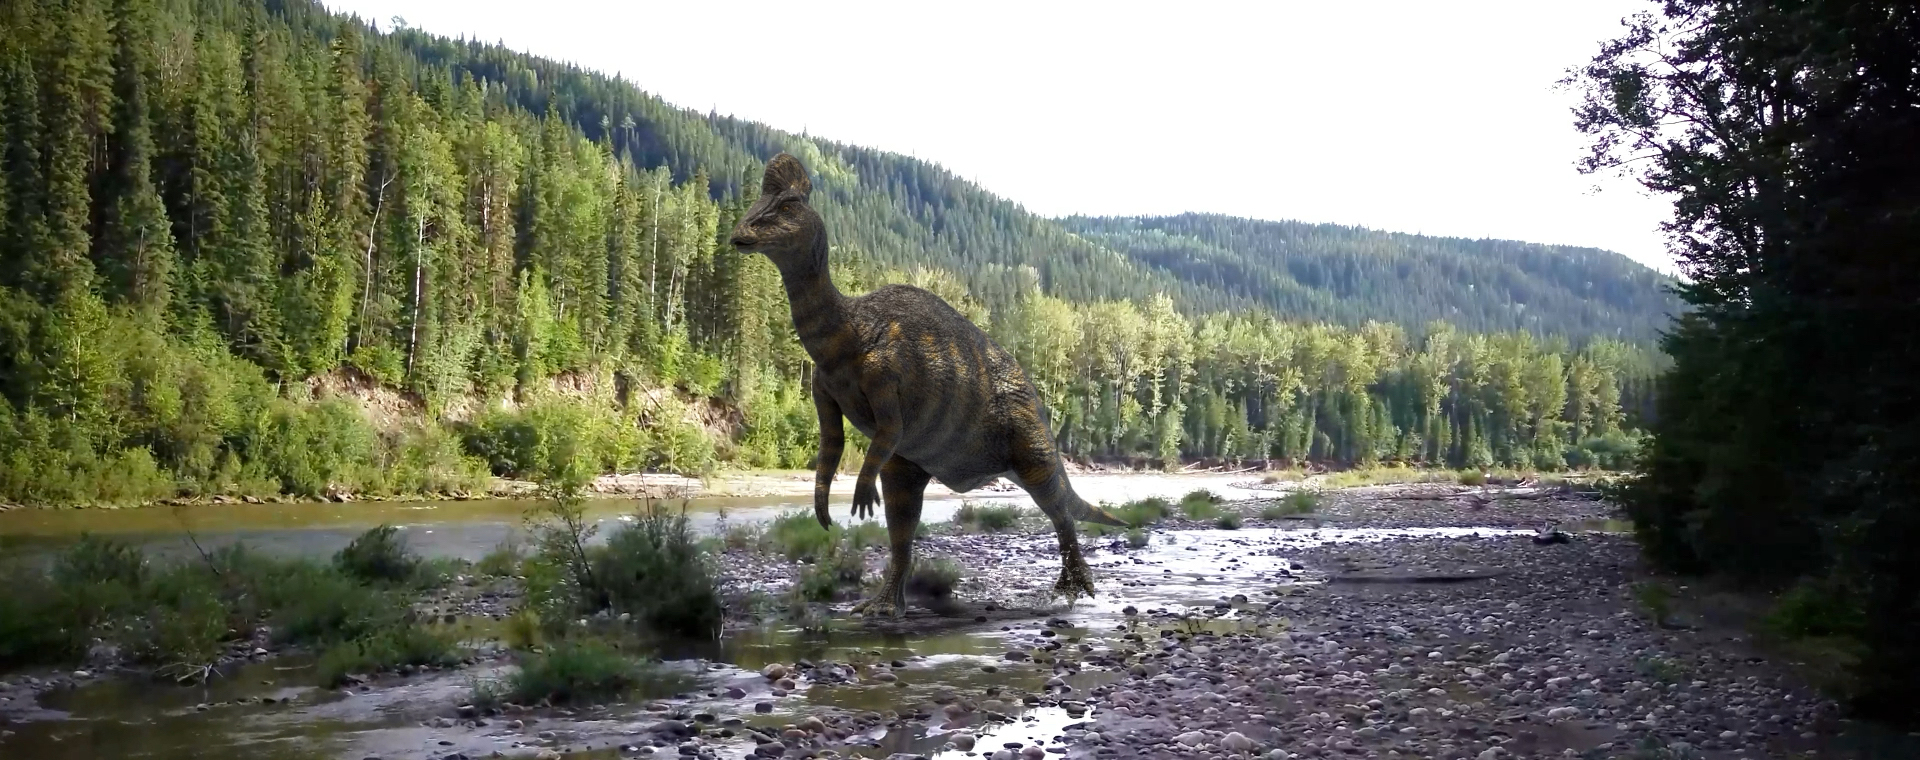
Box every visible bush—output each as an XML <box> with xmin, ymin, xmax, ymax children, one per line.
<box><xmin>1262</xmin><ymin>490</ymin><xmax>1320</xmax><ymax>518</ymax></box>
<box><xmin>1125</xmin><ymin>528</ymin><xmax>1150</xmax><ymax>549</ymax></box>
<box><xmin>1180</xmin><ymin>489</ymin><xmax>1222</xmax><ymax>520</ymax></box>
<box><xmin>503</xmin><ymin>608</ymin><xmax>544</xmax><ymax>651</ymax></box>
<box><xmin>53</xmin><ymin>534</ymin><xmax>149</xmax><ymax>588</ymax></box>
<box><xmin>765</xmin><ymin>511</ymin><xmax>835</xmax><ymax>561</ymax></box>
<box><xmin>266</xmin><ymin>566</ymin><xmax>408</xmax><ymax>645</ymax></box>
<box><xmin>0</xmin><ymin>568</ymin><xmax>91</xmax><ymax>668</ymax></box>
<box><xmin>334</xmin><ymin>525</ymin><xmax>422</xmax><ymax>584</ymax></box>
<box><xmin>1763</xmin><ymin>577</ymin><xmax>1868</xmax><ymax>640</ymax></box>
<box><xmin>589</xmin><ymin>505</ymin><xmax>723</xmax><ymax>639</ymax></box>
<box><xmin>379</xmin><ymin>424</ymin><xmax>490</xmax><ymax>495</ymax></box>
<box><xmin>1112</xmin><ymin>497</ymin><xmax>1174</xmax><ymax>528</ymax></box>
<box><xmin>952</xmin><ymin>502</ymin><xmax>1023</xmax><ymax>533</ymax></box>
<box><xmin>906</xmin><ymin>557</ymin><xmax>964</xmax><ymax>599</ymax></box>
<box><xmin>505</xmin><ymin>637</ymin><xmax>688</xmax><ymax>705</ymax></box>
<box><xmin>315</xmin><ymin>625</ymin><xmax>460</xmax><ymax>687</ymax></box>
<box><xmin>1215</xmin><ymin>513</ymin><xmax>1242</xmax><ymax>530</ymax></box>
<box><xmin>1457</xmin><ymin>470</ymin><xmax>1488</xmax><ymax>486</ymax></box>
<box><xmin>477</xmin><ymin>536</ymin><xmax>526</xmax><ymax>577</ymax></box>
<box><xmin>843</xmin><ymin>520</ymin><xmax>888</xmax><ymax>550</ymax></box>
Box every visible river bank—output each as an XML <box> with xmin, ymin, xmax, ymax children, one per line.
<box><xmin>2</xmin><ymin>481</ymin><xmax>1902</xmax><ymax>760</ymax></box>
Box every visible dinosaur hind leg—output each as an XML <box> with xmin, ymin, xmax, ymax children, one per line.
<box><xmin>1012</xmin><ymin>443</ymin><xmax>1098</xmax><ymax>601</ymax></box>
<box><xmin>850</xmin><ymin>454</ymin><xmax>929</xmax><ymax>619</ymax></box>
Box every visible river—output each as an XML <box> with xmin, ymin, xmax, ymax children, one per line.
<box><xmin>0</xmin><ymin>472</ymin><xmax>1278</xmax><ymax>561</ymax></box>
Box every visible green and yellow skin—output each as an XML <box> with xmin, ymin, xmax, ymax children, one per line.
<box><xmin>728</xmin><ymin>153</ymin><xmax>1126</xmax><ymax>617</ymax></box>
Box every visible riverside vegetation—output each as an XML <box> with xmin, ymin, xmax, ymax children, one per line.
<box><xmin>0</xmin><ymin>0</ymin><xmax>1664</xmax><ymax>511</ymax></box>
<box><xmin>1565</xmin><ymin>0</ymin><xmax>1920</xmax><ymax>729</ymax></box>
<box><xmin>0</xmin><ymin>474</ymin><xmax>727</xmax><ymax>706</ymax></box>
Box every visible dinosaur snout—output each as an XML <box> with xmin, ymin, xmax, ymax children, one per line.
<box><xmin>728</xmin><ymin>230</ymin><xmax>756</xmax><ymax>249</ymax></box>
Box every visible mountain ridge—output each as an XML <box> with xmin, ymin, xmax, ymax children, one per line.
<box><xmin>372</xmin><ymin>11</ymin><xmax>1676</xmax><ymax>343</ymax></box>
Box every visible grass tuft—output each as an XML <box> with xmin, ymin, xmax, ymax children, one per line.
<box><xmin>906</xmin><ymin>557</ymin><xmax>965</xmax><ymax>599</ymax></box>
<box><xmin>952</xmin><ymin>502</ymin><xmax>1025</xmax><ymax>533</ymax></box>
<box><xmin>1179</xmin><ymin>489</ymin><xmax>1223</xmax><ymax>520</ymax></box>
<box><xmin>502</xmin><ymin>637</ymin><xmax>690</xmax><ymax>706</ymax></box>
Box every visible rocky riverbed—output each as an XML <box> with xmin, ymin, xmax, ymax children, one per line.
<box><xmin>2</xmin><ymin>483</ymin><xmax>1902</xmax><ymax>760</ymax></box>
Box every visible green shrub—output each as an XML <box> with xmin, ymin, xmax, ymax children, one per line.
<box><xmin>1125</xmin><ymin>528</ymin><xmax>1150</xmax><ymax>549</ymax></box>
<box><xmin>334</xmin><ymin>525</ymin><xmax>422</xmax><ymax>584</ymax></box>
<box><xmin>589</xmin><ymin>506</ymin><xmax>723</xmax><ymax>639</ymax></box>
<box><xmin>907</xmin><ymin>557</ymin><xmax>964</xmax><ymax>599</ymax></box>
<box><xmin>251</xmin><ymin>399</ymin><xmax>380</xmax><ymax>497</ymax></box>
<box><xmin>503</xmin><ymin>608</ymin><xmax>544</xmax><ymax>651</ymax></box>
<box><xmin>266</xmin><ymin>567</ymin><xmax>407</xmax><ymax>645</ymax></box>
<box><xmin>379</xmin><ymin>424</ymin><xmax>490</xmax><ymax>495</ymax></box>
<box><xmin>1763</xmin><ymin>577</ymin><xmax>1868</xmax><ymax>640</ymax></box>
<box><xmin>793</xmin><ymin>562</ymin><xmax>840</xmax><ymax>603</ymax></box>
<box><xmin>0</xmin><ymin>568</ymin><xmax>91</xmax><ymax>668</ymax></box>
<box><xmin>53</xmin><ymin>534</ymin><xmax>149</xmax><ymax>588</ymax></box>
<box><xmin>1215</xmin><ymin>513</ymin><xmax>1242</xmax><ymax>530</ymax></box>
<box><xmin>1632</xmin><ymin>581</ymin><xmax>1674</xmax><ymax>625</ymax></box>
<box><xmin>953</xmin><ymin>502</ymin><xmax>1024</xmax><ymax>532</ymax></box>
<box><xmin>1113</xmin><ymin>497</ymin><xmax>1174</xmax><ymax>528</ymax></box>
<box><xmin>315</xmin><ymin>625</ymin><xmax>460</xmax><ymax>687</ymax></box>
<box><xmin>1261</xmin><ymin>490</ymin><xmax>1320</xmax><ymax>519</ymax></box>
<box><xmin>765</xmin><ymin>510</ymin><xmax>835</xmax><ymax>560</ymax></box>
<box><xmin>1180</xmin><ymin>490</ymin><xmax>1222</xmax><ymax>520</ymax></box>
<box><xmin>505</xmin><ymin>637</ymin><xmax>688</xmax><ymax>705</ymax></box>
<box><xmin>477</xmin><ymin>536</ymin><xmax>526</xmax><ymax>577</ymax></box>
<box><xmin>843</xmin><ymin>520</ymin><xmax>888</xmax><ymax>550</ymax></box>
<box><xmin>1457</xmin><ymin>470</ymin><xmax>1488</xmax><ymax>486</ymax></box>
<box><xmin>135</xmin><ymin>583</ymin><xmax>229</xmax><ymax>679</ymax></box>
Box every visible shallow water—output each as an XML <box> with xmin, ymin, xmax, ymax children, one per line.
<box><xmin>0</xmin><ymin>472</ymin><xmax>1278</xmax><ymax>563</ymax></box>
<box><xmin>0</xmin><ymin>523</ymin><xmax>1515</xmax><ymax>760</ymax></box>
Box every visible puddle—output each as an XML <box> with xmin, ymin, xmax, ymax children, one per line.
<box><xmin>0</xmin><ymin>524</ymin><xmax>1532</xmax><ymax>760</ymax></box>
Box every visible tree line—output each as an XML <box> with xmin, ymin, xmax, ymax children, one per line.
<box><xmin>0</xmin><ymin>0</ymin><xmax>1659</xmax><ymax>507</ymax></box>
<box><xmin>1572</xmin><ymin>0</ymin><xmax>1920</xmax><ymax>728</ymax></box>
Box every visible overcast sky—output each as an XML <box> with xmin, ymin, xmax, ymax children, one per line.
<box><xmin>322</xmin><ymin>0</ymin><xmax>1677</xmax><ymax>273</ymax></box>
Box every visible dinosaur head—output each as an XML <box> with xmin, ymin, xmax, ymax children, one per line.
<box><xmin>729</xmin><ymin>153</ymin><xmax>822</xmax><ymax>270</ymax></box>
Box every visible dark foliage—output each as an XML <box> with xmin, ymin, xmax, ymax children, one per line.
<box><xmin>1573</xmin><ymin>0</ymin><xmax>1920</xmax><ymax>727</ymax></box>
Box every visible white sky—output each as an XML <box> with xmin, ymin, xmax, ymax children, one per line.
<box><xmin>323</xmin><ymin>0</ymin><xmax>1678</xmax><ymax>273</ymax></box>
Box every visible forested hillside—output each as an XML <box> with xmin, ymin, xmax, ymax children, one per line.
<box><xmin>1062</xmin><ymin>214</ymin><xmax>1679</xmax><ymax>341</ymax></box>
<box><xmin>0</xmin><ymin>0</ymin><xmax>1664</xmax><ymax>507</ymax></box>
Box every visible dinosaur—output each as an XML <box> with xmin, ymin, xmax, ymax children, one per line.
<box><xmin>727</xmin><ymin>153</ymin><xmax>1126</xmax><ymax>618</ymax></box>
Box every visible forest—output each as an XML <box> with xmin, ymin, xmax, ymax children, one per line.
<box><xmin>0</xmin><ymin>0</ymin><xmax>1663</xmax><ymax>507</ymax></box>
<box><xmin>1572</xmin><ymin>0</ymin><xmax>1920</xmax><ymax>726</ymax></box>
<box><xmin>1063</xmin><ymin>214</ymin><xmax>1678</xmax><ymax>342</ymax></box>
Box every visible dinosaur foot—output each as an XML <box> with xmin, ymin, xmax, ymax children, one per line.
<box><xmin>1053</xmin><ymin>563</ymin><xmax>1098</xmax><ymax>602</ymax></box>
<box><xmin>850</xmin><ymin>589</ymin><xmax>907</xmax><ymax>618</ymax></box>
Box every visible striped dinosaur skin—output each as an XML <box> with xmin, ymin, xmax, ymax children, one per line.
<box><xmin>729</xmin><ymin>153</ymin><xmax>1126</xmax><ymax>617</ymax></box>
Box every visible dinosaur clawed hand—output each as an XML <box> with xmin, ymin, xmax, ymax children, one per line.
<box><xmin>851</xmin><ymin>479</ymin><xmax>881</xmax><ymax>520</ymax></box>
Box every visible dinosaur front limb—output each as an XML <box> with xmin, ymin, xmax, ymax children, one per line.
<box><xmin>850</xmin><ymin>387</ymin><xmax>902</xmax><ymax>521</ymax></box>
<box><xmin>812</xmin><ymin>377</ymin><xmax>844</xmax><ymax>529</ymax></box>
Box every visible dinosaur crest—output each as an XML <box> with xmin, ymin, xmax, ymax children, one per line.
<box><xmin>762</xmin><ymin>153</ymin><xmax>812</xmax><ymax>199</ymax></box>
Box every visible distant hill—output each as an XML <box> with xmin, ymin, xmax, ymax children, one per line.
<box><xmin>1060</xmin><ymin>214</ymin><xmax>1680</xmax><ymax>342</ymax></box>
<box><xmin>386</xmin><ymin>20</ymin><xmax>1676</xmax><ymax>342</ymax></box>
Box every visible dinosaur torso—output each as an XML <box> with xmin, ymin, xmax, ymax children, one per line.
<box><xmin>807</xmin><ymin>284</ymin><xmax>1039</xmax><ymax>493</ymax></box>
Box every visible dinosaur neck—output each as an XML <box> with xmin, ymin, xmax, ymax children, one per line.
<box><xmin>778</xmin><ymin>233</ymin><xmax>854</xmax><ymax>365</ymax></box>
